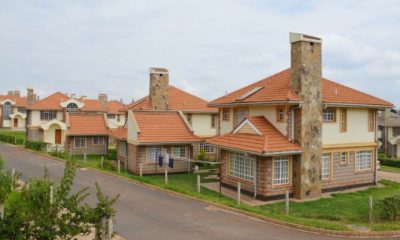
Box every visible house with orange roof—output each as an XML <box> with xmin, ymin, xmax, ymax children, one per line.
<box><xmin>207</xmin><ymin>33</ymin><xmax>393</xmax><ymax>201</ymax></box>
<box><xmin>111</xmin><ymin>68</ymin><xmax>216</xmax><ymax>174</ymax></box>
<box><xmin>26</xmin><ymin>91</ymin><xmax>125</xmax><ymax>154</ymax></box>
<box><xmin>0</xmin><ymin>88</ymin><xmax>37</xmax><ymax>130</ymax></box>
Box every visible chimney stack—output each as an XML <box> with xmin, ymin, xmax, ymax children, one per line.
<box><xmin>290</xmin><ymin>33</ymin><xmax>323</xmax><ymax>200</ymax></box>
<box><xmin>27</xmin><ymin>87</ymin><xmax>36</xmax><ymax>106</ymax></box>
<box><xmin>98</xmin><ymin>93</ymin><xmax>108</xmax><ymax>106</ymax></box>
<box><xmin>13</xmin><ymin>90</ymin><xmax>20</xmax><ymax>97</ymax></box>
<box><xmin>149</xmin><ymin>67</ymin><xmax>169</xmax><ymax>110</ymax></box>
<box><xmin>7</xmin><ymin>90</ymin><xmax>13</xmax><ymax>96</ymax></box>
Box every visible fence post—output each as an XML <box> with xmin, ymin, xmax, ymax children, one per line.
<box><xmin>197</xmin><ymin>174</ymin><xmax>201</xmax><ymax>193</ymax></box>
<box><xmin>83</xmin><ymin>153</ymin><xmax>87</xmax><ymax>165</ymax></box>
<box><xmin>11</xmin><ymin>168</ymin><xmax>15</xmax><ymax>190</ymax></box>
<box><xmin>188</xmin><ymin>158</ymin><xmax>191</xmax><ymax>173</ymax></box>
<box><xmin>108</xmin><ymin>218</ymin><xmax>113</xmax><ymax>240</ymax></box>
<box><xmin>50</xmin><ymin>186</ymin><xmax>54</xmax><ymax>205</ymax></box>
<box><xmin>0</xmin><ymin>204</ymin><xmax>4</xmax><ymax>220</ymax></box>
<box><xmin>117</xmin><ymin>160</ymin><xmax>121</xmax><ymax>174</ymax></box>
<box><xmin>369</xmin><ymin>196</ymin><xmax>373</xmax><ymax>224</ymax></box>
<box><xmin>164</xmin><ymin>168</ymin><xmax>168</xmax><ymax>185</ymax></box>
<box><xmin>14</xmin><ymin>136</ymin><xmax>17</xmax><ymax>145</ymax></box>
<box><xmin>101</xmin><ymin>156</ymin><xmax>104</xmax><ymax>169</ymax></box>
<box><xmin>139</xmin><ymin>163</ymin><xmax>143</xmax><ymax>177</ymax></box>
<box><xmin>285</xmin><ymin>190</ymin><xmax>289</xmax><ymax>215</ymax></box>
<box><xmin>237</xmin><ymin>182</ymin><xmax>241</xmax><ymax>205</ymax></box>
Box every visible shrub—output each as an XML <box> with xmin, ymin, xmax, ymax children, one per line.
<box><xmin>379</xmin><ymin>158</ymin><xmax>400</xmax><ymax>168</ymax></box>
<box><xmin>97</xmin><ymin>160</ymin><xmax>117</xmax><ymax>171</ymax></box>
<box><xmin>24</xmin><ymin>140</ymin><xmax>46</xmax><ymax>151</ymax></box>
<box><xmin>107</xmin><ymin>148</ymin><xmax>117</xmax><ymax>160</ymax></box>
<box><xmin>0</xmin><ymin>155</ymin><xmax>4</xmax><ymax>170</ymax></box>
<box><xmin>49</xmin><ymin>150</ymin><xmax>70</xmax><ymax>160</ymax></box>
<box><xmin>0</xmin><ymin>133</ymin><xmax>25</xmax><ymax>145</ymax></box>
<box><xmin>374</xmin><ymin>195</ymin><xmax>400</xmax><ymax>221</ymax></box>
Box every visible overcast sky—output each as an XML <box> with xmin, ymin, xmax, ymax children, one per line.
<box><xmin>1</xmin><ymin>0</ymin><xmax>399</xmax><ymax>106</ymax></box>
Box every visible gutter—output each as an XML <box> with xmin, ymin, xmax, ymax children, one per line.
<box><xmin>208</xmin><ymin>100</ymin><xmax>301</xmax><ymax>108</ymax></box>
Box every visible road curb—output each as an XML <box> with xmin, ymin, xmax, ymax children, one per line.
<box><xmin>7</xmin><ymin>143</ymin><xmax>400</xmax><ymax>239</ymax></box>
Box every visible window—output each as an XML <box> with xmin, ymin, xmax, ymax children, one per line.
<box><xmin>40</xmin><ymin>111</ymin><xmax>57</xmax><ymax>121</ymax></box>
<box><xmin>117</xmin><ymin>115</ymin><xmax>120</xmax><ymax>122</ymax></box>
<box><xmin>368</xmin><ymin>110</ymin><xmax>375</xmax><ymax>132</ymax></box>
<box><xmin>340</xmin><ymin>108</ymin><xmax>347</xmax><ymax>132</ymax></box>
<box><xmin>119</xmin><ymin>142</ymin><xmax>127</xmax><ymax>157</ymax></box>
<box><xmin>229</xmin><ymin>152</ymin><xmax>254</xmax><ymax>181</ymax></box>
<box><xmin>321</xmin><ymin>153</ymin><xmax>331</xmax><ymax>180</ymax></box>
<box><xmin>322</xmin><ymin>108</ymin><xmax>336</xmax><ymax>122</ymax></box>
<box><xmin>273</xmin><ymin>156</ymin><xmax>290</xmax><ymax>185</ymax></box>
<box><xmin>2</xmin><ymin>102</ymin><xmax>12</xmax><ymax>120</ymax></box>
<box><xmin>66</xmin><ymin>103</ymin><xmax>78</xmax><ymax>112</ymax></box>
<box><xmin>186</xmin><ymin>114</ymin><xmax>192</xmax><ymax>125</ymax></box>
<box><xmin>222</xmin><ymin>109</ymin><xmax>230</xmax><ymax>121</ymax></box>
<box><xmin>173</xmin><ymin>146</ymin><xmax>186</xmax><ymax>158</ymax></box>
<box><xmin>74</xmin><ymin>137</ymin><xmax>86</xmax><ymax>148</ymax></box>
<box><xmin>17</xmin><ymin>107</ymin><xmax>26</xmax><ymax>114</ymax></box>
<box><xmin>276</xmin><ymin>107</ymin><xmax>285</xmax><ymax>122</ymax></box>
<box><xmin>107</xmin><ymin>114</ymin><xmax>116</xmax><ymax>119</ymax></box>
<box><xmin>356</xmin><ymin>150</ymin><xmax>372</xmax><ymax>171</ymax></box>
<box><xmin>340</xmin><ymin>152</ymin><xmax>348</xmax><ymax>165</ymax></box>
<box><xmin>93</xmin><ymin>136</ymin><xmax>105</xmax><ymax>145</ymax></box>
<box><xmin>234</xmin><ymin>109</ymin><xmax>248</xmax><ymax>126</ymax></box>
<box><xmin>148</xmin><ymin>146</ymin><xmax>162</xmax><ymax>162</ymax></box>
<box><xmin>211</xmin><ymin>114</ymin><xmax>217</xmax><ymax>128</ymax></box>
<box><xmin>200</xmin><ymin>143</ymin><xmax>215</xmax><ymax>153</ymax></box>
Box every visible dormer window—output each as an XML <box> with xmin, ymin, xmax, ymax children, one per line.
<box><xmin>66</xmin><ymin>103</ymin><xmax>78</xmax><ymax>113</ymax></box>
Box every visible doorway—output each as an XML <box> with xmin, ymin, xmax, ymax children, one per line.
<box><xmin>14</xmin><ymin>118</ymin><xmax>18</xmax><ymax>128</ymax></box>
<box><xmin>55</xmin><ymin>129</ymin><xmax>62</xmax><ymax>144</ymax></box>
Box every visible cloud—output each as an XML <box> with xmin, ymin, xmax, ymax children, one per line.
<box><xmin>0</xmin><ymin>0</ymin><xmax>399</xmax><ymax>106</ymax></box>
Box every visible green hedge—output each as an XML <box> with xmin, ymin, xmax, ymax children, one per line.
<box><xmin>0</xmin><ymin>134</ymin><xmax>24</xmax><ymax>145</ymax></box>
<box><xmin>24</xmin><ymin>140</ymin><xmax>46</xmax><ymax>151</ymax></box>
<box><xmin>380</xmin><ymin>158</ymin><xmax>400</xmax><ymax>168</ymax></box>
<box><xmin>374</xmin><ymin>195</ymin><xmax>400</xmax><ymax>221</ymax></box>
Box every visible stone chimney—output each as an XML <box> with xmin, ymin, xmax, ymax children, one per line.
<box><xmin>98</xmin><ymin>93</ymin><xmax>108</xmax><ymax>106</ymax></box>
<box><xmin>290</xmin><ymin>33</ymin><xmax>322</xmax><ymax>200</ymax></box>
<box><xmin>149</xmin><ymin>67</ymin><xmax>169</xmax><ymax>110</ymax></box>
<box><xmin>13</xmin><ymin>90</ymin><xmax>20</xmax><ymax>97</ymax></box>
<box><xmin>27</xmin><ymin>87</ymin><xmax>36</xmax><ymax>106</ymax></box>
<box><xmin>7</xmin><ymin>90</ymin><xmax>13</xmax><ymax>96</ymax></box>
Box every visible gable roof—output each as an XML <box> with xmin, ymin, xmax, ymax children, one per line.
<box><xmin>67</xmin><ymin>113</ymin><xmax>109</xmax><ymax>136</ymax></box>
<box><xmin>126</xmin><ymin>86</ymin><xmax>218</xmax><ymax>113</ymax></box>
<box><xmin>209</xmin><ymin>69</ymin><xmax>393</xmax><ymax>108</ymax></box>
<box><xmin>207</xmin><ymin>116</ymin><xmax>301</xmax><ymax>155</ymax></box>
<box><xmin>0</xmin><ymin>95</ymin><xmax>28</xmax><ymax>107</ymax></box>
<box><xmin>107</xmin><ymin>100</ymin><xmax>125</xmax><ymax>114</ymax></box>
<box><xmin>28</xmin><ymin>92</ymin><xmax>68</xmax><ymax>110</ymax></box>
<box><xmin>132</xmin><ymin>111</ymin><xmax>201</xmax><ymax>144</ymax></box>
<box><xmin>110</xmin><ymin>128</ymin><xmax>127</xmax><ymax>140</ymax></box>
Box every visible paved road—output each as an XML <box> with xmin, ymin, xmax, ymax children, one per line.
<box><xmin>0</xmin><ymin>143</ymin><xmax>353</xmax><ymax>240</ymax></box>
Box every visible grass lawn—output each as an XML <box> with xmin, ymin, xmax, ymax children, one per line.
<box><xmin>0</xmin><ymin>129</ymin><xmax>26</xmax><ymax>138</ymax></box>
<box><xmin>381</xmin><ymin>165</ymin><xmax>400</xmax><ymax>173</ymax></box>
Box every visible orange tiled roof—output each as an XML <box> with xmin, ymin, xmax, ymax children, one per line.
<box><xmin>126</xmin><ymin>86</ymin><xmax>218</xmax><ymax>113</ymax></box>
<box><xmin>0</xmin><ymin>95</ymin><xmax>28</xmax><ymax>107</ymax></box>
<box><xmin>81</xmin><ymin>99</ymin><xmax>107</xmax><ymax>112</ymax></box>
<box><xmin>207</xmin><ymin>116</ymin><xmax>301</xmax><ymax>155</ymax></box>
<box><xmin>209</xmin><ymin>69</ymin><xmax>393</xmax><ymax>107</ymax></box>
<box><xmin>133</xmin><ymin>111</ymin><xmax>201</xmax><ymax>144</ymax></box>
<box><xmin>28</xmin><ymin>92</ymin><xmax>68</xmax><ymax>110</ymax></box>
<box><xmin>110</xmin><ymin>128</ymin><xmax>127</xmax><ymax>140</ymax></box>
<box><xmin>67</xmin><ymin>113</ymin><xmax>109</xmax><ymax>136</ymax></box>
<box><xmin>107</xmin><ymin>100</ymin><xmax>125</xmax><ymax>114</ymax></box>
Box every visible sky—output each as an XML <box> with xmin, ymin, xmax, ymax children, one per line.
<box><xmin>0</xmin><ymin>0</ymin><xmax>399</xmax><ymax>106</ymax></box>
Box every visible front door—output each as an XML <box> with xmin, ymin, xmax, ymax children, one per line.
<box><xmin>14</xmin><ymin>118</ymin><xmax>18</xmax><ymax>127</ymax></box>
<box><xmin>55</xmin><ymin>129</ymin><xmax>62</xmax><ymax>144</ymax></box>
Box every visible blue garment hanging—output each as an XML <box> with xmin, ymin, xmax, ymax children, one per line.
<box><xmin>158</xmin><ymin>154</ymin><xmax>163</xmax><ymax>167</ymax></box>
<box><xmin>168</xmin><ymin>158</ymin><xmax>174</xmax><ymax>168</ymax></box>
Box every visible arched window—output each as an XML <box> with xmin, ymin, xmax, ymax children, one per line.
<box><xmin>3</xmin><ymin>102</ymin><xmax>12</xmax><ymax>120</ymax></box>
<box><xmin>66</xmin><ymin>103</ymin><xmax>78</xmax><ymax>113</ymax></box>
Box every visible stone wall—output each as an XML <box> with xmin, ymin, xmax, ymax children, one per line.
<box><xmin>149</xmin><ymin>68</ymin><xmax>169</xmax><ymax>110</ymax></box>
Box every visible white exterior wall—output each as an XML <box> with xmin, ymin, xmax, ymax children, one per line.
<box><xmin>30</xmin><ymin>110</ymin><xmax>63</xmax><ymax>127</ymax></box>
<box><xmin>190</xmin><ymin>113</ymin><xmax>217</xmax><ymax>137</ymax></box>
<box><xmin>248</xmin><ymin>106</ymin><xmax>287</xmax><ymax>136</ymax></box>
<box><xmin>43</xmin><ymin>124</ymin><xmax>66</xmax><ymax>144</ymax></box>
<box><xmin>127</xmin><ymin>113</ymin><xmax>138</xmax><ymax>143</ymax></box>
<box><xmin>220</xmin><ymin>108</ymin><xmax>234</xmax><ymax>135</ymax></box>
<box><xmin>108</xmin><ymin>114</ymin><xmax>126</xmax><ymax>129</ymax></box>
<box><xmin>322</xmin><ymin>108</ymin><xmax>375</xmax><ymax>145</ymax></box>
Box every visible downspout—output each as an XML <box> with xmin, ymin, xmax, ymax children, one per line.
<box><xmin>291</xmin><ymin>108</ymin><xmax>295</xmax><ymax>141</ymax></box>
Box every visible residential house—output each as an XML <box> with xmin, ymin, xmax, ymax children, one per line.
<box><xmin>0</xmin><ymin>88</ymin><xmax>36</xmax><ymax>130</ymax></box>
<box><xmin>207</xmin><ymin>33</ymin><xmax>393</xmax><ymax>201</ymax></box>
<box><xmin>112</xmin><ymin>67</ymin><xmax>216</xmax><ymax>174</ymax></box>
<box><xmin>378</xmin><ymin>109</ymin><xmax>400</xmax><ymax>158</ymax></box>
<box><xmin>26</xmin><ymin>91</ymin><xmax>124</xmax><ymax>154</ymax></box>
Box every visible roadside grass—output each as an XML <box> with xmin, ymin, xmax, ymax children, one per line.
<box><xmin>0</xmin><ymin>129</ymin><xmax>26</xmax><ymax>145</ymax></box>
<box><xmin>381</xmin><ymin>165</ymin><xmax>400</xmax><ymax>173</ymax></box>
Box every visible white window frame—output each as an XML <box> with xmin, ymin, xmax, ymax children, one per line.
<box><xmin>322</xmin><ymin>108</ymin><xmax>335</xmax><ymax>122</ymax></box>
<box><xmin>74</xmin><ymin>137</ymin><xmax>86</xmax><ymax>149</ymax></box>
<box><xmin>229</xmin><ymin>152</ymin><xmax>254</xmax><ymax>182</ymax></box>
<box><xmin>107</xmin><ymin>114</ymin><xmax>116</xmax><ymax>119</ymax></box>
<box><xmin>355</xmin><ymin>150</ymin><xmax>373</xmax><ymax>172</ymax></box>
<box><xmin>200</xmin><ymin>143</ymin><xmax>215</xmax><ymax>153</ymax></box>
<box><xmin>173</xmin><ymin>145</ymin><xmax>186</xmax><ymax>158</ymax></box>
<box><xmin>340</xmin><ymin>152</ymin><xmax>348</xmax><ymax>165</ymax></box>
<box><xmin>92</xmin><ymin>136</ymin><xmax>105</xmax><ymax>145</ymax></box>
<box><xmin>2</xmin><ymin>102</ymin><xmax>12</xmax><ymax>120</ymax></box>
<box><xmin>147</xmin><ymin>146</ymin><xmax>162</xmax><ymax>163</ymax></box>
<box><xmin>66</xmin><ymin>103</ymin><xmax>78</xmax><ymax>113</ymax></box>
<box><xmin>40</xmin><ymin>111</ymin><xmax>57</xmax><ymax>121</ymax></box>
<box><xmin>322</xmin><ymin>153</ymin><xmax>332</xmax><ymax>180</ymax></box>
<box><xmin>272</xmin><ymin>156</ymin><xmax>290</xmax><ymax>186</ymax></box>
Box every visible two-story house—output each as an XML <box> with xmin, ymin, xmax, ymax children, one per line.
<box><xmin>378</xmin><ymin>109</ymin><xmax>400</xmax><ymax>158</ymax></box>
<box><xmin>111</xmin><ymin>67</ymin><xmax>217</xmax><ymax>174</ymax></box>
<box><xmin>207</xmin><ymin>33</ymin><xmax>393</xmax><ymax>201</ymax></box>
<box><xmin>0</xmin><ymin>88</ymin><xmax>36</xmax><ymax>130</ymax></box>
<box><xmin>26</xmin><ymin>92</ymin><xmax>125</xmax><ymax>155</ymax></box>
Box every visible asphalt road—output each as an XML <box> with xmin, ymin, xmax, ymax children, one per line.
<box><xmin>0</xmin><ymin>143</ymin><xmax>350</xmax><ymax>240</ymax></box>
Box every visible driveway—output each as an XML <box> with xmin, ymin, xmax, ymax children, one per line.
<box><xmin>0</xmin><ymin>143</ymin><xmax>355</xmax><ymax>240</ymax></box>
<box><xmin>379</xmin><ymin>170</ymin><xmax>400</xmax><ymax>182</ymax></box>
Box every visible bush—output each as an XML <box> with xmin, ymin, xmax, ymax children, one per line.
<box><xmin>379</xmin><ymin>158</ymin><xmax>400</xmax><ymax>168</ymax></box>
<box><xmin>49</xmin><ymin>150</ymin><xmax>70</xmax><ymax>160</ymax></box>
<box><xmin>97</xmin><ymin>160</ymin><xmax>117</xmax><ymax>171</ymax></box>
<box><xmin>0</xmin><ymin>155</ymin><xmax>4</xmax><ymax>170</ymax></box>
<box><xmin>374</xmin><ymin>195</ymin><xmax>400</xmax><ymax>221</ymax></box>
<box><xmin>24</xmin><ymin>140</ymin><xmax>46</xmax><ymax>151</ymax></box>
<box><xmin>0</xmin><ymin>133</ymin><xmax>25</xmax><ymax>145</ymax></box>
<box><xmin>107</xmin><ymin>148</ymin><xmax>117</xmax><ymax>160</ymax></box>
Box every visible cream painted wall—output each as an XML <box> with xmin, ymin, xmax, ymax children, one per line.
<box><xmin>189</xmin><ymin>113</ymin><xmax>217</xmax><ymax>137</ymax></box>
<box><xmin>248</xmin><ymin>106</ymin><xmax>287</xmax><ymax>136</ymax></box>
<box><xmin>43</xmin><ymin>124</ymin><xmax>65</xmax><ymax>144</ymax></box>
<box><xmin>220</xmin><ymin>108</ymin><xmax>234</xmax><ymax>135</ymax></box>
<box><xmin>127</xmin><ymin>113</ymin><xmax>138</xmax><ymax>142</ymax></box>
<box><xmin>108</xmin><ymin>114</ymin><xmax>126</xmax><ymax>129</ymax></box>
<box><xmin>322</xmin><ymin>108</ymin><xmax>375</xmax><ymax>145</ymax></box>
<box><xmin>3</xmin><ymin>120</ymin><xmax>10</xmax><ymax>128</ymax></box>
<box><xmin>30</xmin><ymin>110</ymin><xmax>64</xmax><ymax>126</ymax></box>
